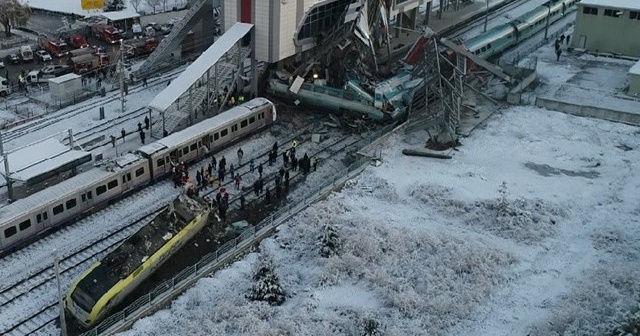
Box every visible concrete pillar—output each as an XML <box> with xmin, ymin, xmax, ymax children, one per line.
<box><xmin>425</xmin><ymin>1</ymin><xmax>432</xmax><ymax>26</ymax></box>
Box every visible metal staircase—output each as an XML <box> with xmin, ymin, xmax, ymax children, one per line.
<box><xmin>135</xmin><ymin>0</ymin><xmax>214</xmax><ymax>79</ymax></box>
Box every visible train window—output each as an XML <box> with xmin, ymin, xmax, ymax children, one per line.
<box><xmin>82</xmin><ymin>194</ymin><xmax>86</xmax><ymax>202</ymax></box>
<box><xmin>260</xmin><ymin>112</ymin><xmax>265</xmax><ymax>119</ymax></box>
<box><xmin>66</xmin><ymin>199</ymin><xmax>77</xmax><ymax>209</ymax></box>
<box><xmin>37</xmin><ymin>212</ymin><xmax>48</xmax><ymax>223</ymax></box>
<box><xmin>135</xmin><ymin>167</ymin><xmax>145</xmax><ymax>177</ymax></box>
<box><xmin>221</xmin><ymin>129</ymin><xmax>228</xmax><ymax>137</ymax></box>
<box><xmin>107</xmin><ymin>180</ymin><xmax>118</xmax><ymax>190</ymax></box>
<box><xmin>190</xmin><ymin>143</ymin><xmax>197</xmax><ymax>151</ymax></box>
<box><xmin>583</xmin><ymin>6</ymin><xmax>597</xmax><ymax>15</ymax></box>
<box><xmin>53</xmin><ymin>204</ymin><xmax>64</xmax><ymax>215</ymax></box>
<box><xmin>487</xmin><ymin>43</ymin><xmax>492</xmax><ymax>49</ymax></box>
<box><xmin>249</xmin><ymin>116</ymin><xmax>255</xmax><ymax>124</ymax></box>
<box><xmin>19</xmin><ymin>219</ymin><xmax>31</xmax><ymax>231</ymax></box>
<box><xmin>37</xmin><ymin>213</ymin><xmax>42</xmax><ymax>223</ymax></box>
<box><xmin>214</xmin><ymin>132</ymin><xmax>219</xmax><ymax>141</ymax></box>
<box><xmin>241</xmin><ymin>120</ymin><xmax>248</xmax><ymax>128</ymax></box>
<box><xmin>157</xmin><ymin>158</ymin><xmax>165</xmax><ymax>167</ymax></box>
<box><xmin>183</xmin><ymin>146</ymin><xmax>189</xmax><ymax>154</ymax></box>
<box><xmin>4</xmin><ymin>226</ymin><xmax>17</xmax><ymax>238</ymax></box>
<box><xmin>231</xmin><ymin>124</ymin><xmax>238</xmax><ymax>132</ymax></box>
<box><xmin>97</xmin><ymin>185</ymin><xmax>107</xmax><ymax>196</ymax></box>
<box><xmin>87</xmin><ymin>191</ymin><xmax>92</xmax><ymax>200</ymax></box>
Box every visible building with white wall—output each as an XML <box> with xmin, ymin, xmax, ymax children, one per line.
<box><xmin>572</xmin><ymin>0</ymin><xmax>640</xmax><ymax>57</ymax></box>
<box><xmin>223</xmin><ymin>0</ymin><xmax>427</xmax><ymax>63</ymax></box>
<box><xmin>629</xmin><ymin>60</ymin><xmax>640</xmax><ymax>97</ymax></box>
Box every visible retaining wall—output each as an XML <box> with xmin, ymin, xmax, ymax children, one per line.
<box><xmin>535</xmin><ymin>96</ymin><xmax>640</xmax><ymax>126</ymax></box>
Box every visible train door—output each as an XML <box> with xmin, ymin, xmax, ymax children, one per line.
<box><xmin>121</xmin><ymin>171</ymin><xmax>132</xmax><ymax>192</ymax></box>
<box><xmin>80</xmin><ymin>190</ymin><xmax>94</xmax><ymax>209</ymax></box>
<box><xmin>35</xmin><ymin>209</ymin><xmax>50</xmax><ymax>230</ymax></box>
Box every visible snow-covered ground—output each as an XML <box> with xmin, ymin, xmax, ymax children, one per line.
<box><xmin>25</xmin><ymin>0</ymin><xmax>188</xmax><ymax>17</ymax></box>
<box><xmin>106</xmin><ymin>103</ymin><xmax>640</xmax><ymax>336</ymax></box>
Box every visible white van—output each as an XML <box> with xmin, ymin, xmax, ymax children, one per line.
<box><xmin>20</xmin><ymin>46</ymin><xmax>34</xmax><ymax>62</ymax></box>
<box><xmin>0</xmin><ymin>76</ymin><xmax>12</xmax><ymax>97</ymax></box>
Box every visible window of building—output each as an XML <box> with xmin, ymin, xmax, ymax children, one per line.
<box><xmin>19</xmin><ymin>219</ymin><xmax>31</xmax><ymax>231</ymax></box>
<box><xmin>583</xmin><ymin>6</ymin><xmax>598</xmax><ymax>15</ymax></box>
<box><xmin>4</xmin><ymin>226</ymin><xmax>17</xmax><ymax>238</ymax></box>
<box><xmin>631</xmin><ymin>11</ymin><xmax>640</xmax><ymax>20</ymax></box>
<box><xmin>603</xmin><ymin>9</ymin><xmax>619</xmax><ymax>17</ymax></box>
<box><xmin>97</xmin><ymin>185</ymin><xmax>107</xmax><ymax>196</ymax></box>
<box><xmin>107</xmin><ymin>180</ymin><xmax>118</xmax><ymax>190</ymax></box>
<box><xmin>297</xmin><ymin>0</ymin><xmax>353</xmax><ymax>41</ymax></box>
<box><xmin>66</xmin><ymin>199</ymin><xmax>77</xmax><ymax>209</ymax></box>
<box><xmin>135</xmin><ymin>167</ymin><xmax>145</xmax><ymax>177</ymax></box>
<box><xmin>53</xmin><ymin>204</ymin><xmax>64</xmax><ymax>215</ymax></box>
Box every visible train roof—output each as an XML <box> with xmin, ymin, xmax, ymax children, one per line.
<box><xmin>148</xmin><ymin>22</ymin><xmax>254</xmax><ymax>113</ymax></box>
<box><xmin>74</xmin><ymin>195</ymin><xmax>206</xmax><ymax>305</ymax></box>
<box><xmin>580</xmin><ymin>0</ymin><xmax>640</xmax><ymax>11</ymax></box>
<box><xmin>0</xmin><ymin>137</ymin><xmax>91</xmax><ymax>183</ymax></box>
<box><xmin>136</xmin><ymin>97</ymin><xmax>273</xmax><ymax>156</ymax></box>
<box><xmin>0</xmin><ymin>168</ymin><xmax>115</xmax><ymax>223</ymax></box>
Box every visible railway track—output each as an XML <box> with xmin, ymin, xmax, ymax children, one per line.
<box><xmin>1</xmin><ymin>71</ymin><xmax>179</xmax><ymax>145</ymax></box>
<box><xmin>0</xmin><ymin>207</ymin><xmax>166</xmax><ymax>336</ymax></box>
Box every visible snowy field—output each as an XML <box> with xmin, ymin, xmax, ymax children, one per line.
<box><xmin>111</xmin><ymin>104</ymin><xmax>640</xmax><ymax>336</ymax></box>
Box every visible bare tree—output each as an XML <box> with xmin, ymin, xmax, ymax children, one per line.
<box><xmin>145</xmin><ymin>0</ymin><xmax>161</xmax><ymax>13</ymax></box>
<box><xmin>130</xmin><ymin>0</ymin><xmax>142</xmax><ymax>12</ymax></box>
<box><xmin>0</xmin><ymin>0</ymin><xmax>31</xmax><ymax>37</ymax></box>
<box><xmin>161</xmin><ymin>0</ymin><xmax>169</xmax><ymax>12</ymax></box>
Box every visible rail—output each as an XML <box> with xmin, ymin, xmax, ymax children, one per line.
<box><xmin>79</xmin><ymin>122</ymin><xmax>398</xmax><ymax>336</ymax></box>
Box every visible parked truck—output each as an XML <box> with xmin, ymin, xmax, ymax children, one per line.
<box><xmin>20</xmin><ymin>46</ymin><xmax>34</xmax><ymax>62</ymax></box>
<box><xmin>123</xmin><ymin>37</ymin><xmax>159</xmax><ymax>59</ymax></box>
<box><xmin>69</xmin><ymin>53</ymin><xmax>110</xmax><ymax>74</ymax></box>
<box><xmin>91</xmin><ymin>24</ymin><xmax>122</xmax><ymax>44</ymax></box>
<box><xmin>66</xmin><ymin>34</ymin><xmax>90</xmax><ymax>49</ymax></box>
<box><xmin>0</xmin><ymin>76</ymin><xmax>11</xmax><ymax>97</ymax></box>
<box><xmin>67</xmin><ymin>47</ymin><xmax>95</xmax><ymax>60</ymax></box>
<box><xmin>37</xmin><ymin>36</ymin><xmax>69</xmax><ymax>57</ymax></box>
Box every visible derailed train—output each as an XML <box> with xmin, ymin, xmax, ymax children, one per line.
<box><xmin>463</xmin><ymin>0</ymin><xmax>580</xmax><ymax>59</ymax></box>
<box><xmin>0</xmin><ymin>98</ymin><xmax>276</xmax><ymax>255</ymax></box>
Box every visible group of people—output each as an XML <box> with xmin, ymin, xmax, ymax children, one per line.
<box><xmin>554</xmin><ymin>33</ymin><xmax>571</xmax><ymax>61</ymax></box>
<box><xmin>110</xmin><ymin>116</ymin><xmax>151</xmax><ymax>147</ymax></box>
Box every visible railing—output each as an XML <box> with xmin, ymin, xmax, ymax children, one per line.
<box><xmin>79</xmin><ymin>122</ymin><xmax>399</xmax><ymax>336</ymax></box>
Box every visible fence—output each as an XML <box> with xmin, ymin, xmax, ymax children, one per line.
<box><xmin>78</xmin><ymin>122</ymin><xmax>397</xmax><ymax>336</ymax></box>
<box><xmin>502</xmin><ymin>22</ymin><xmax>574</xmax><ymax>66</ymax></box>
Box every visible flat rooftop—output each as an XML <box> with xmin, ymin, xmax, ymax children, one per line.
<box><xmin>579</xmin><ymin>0</ymin><xmax>640</xmax><ymax>11</ymax></box>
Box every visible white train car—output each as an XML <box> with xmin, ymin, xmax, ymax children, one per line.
<box><xmin>0</xmin><ymin>154</ymin><xmax>149</xmax><ymax>254</ymax></box>
<box><xmin>137</xmin><ymin>97</ymin><xmax>276</xmax><ymax>180</ymax></box>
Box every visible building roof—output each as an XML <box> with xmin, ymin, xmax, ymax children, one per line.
<box><xmin>98</xmin><ymin>11</ymin><xmax>140</xmax><ymax>21</ymax></box>
<box><xmin>630</xmin><ymin>60</ymin><xmax>640</xmax><ymax>76</ymax></box>
<box><xmin>147</xmin><ymin>22</ymin><xmax>254</xmax><ymax>112</ymax></box>
<box><xmin>49</xmin><ymin>73</ymin><xmax>81</xmax><ymax>84</ymax></box>
<box><xmin>137</xmin><ymin>97</ymin><xmax>272</xmax><ymax>156</ymax></box>
<box><xmin>0</xmin><ymin>137</ymin><xmax>91</xmax><ymax>182</ymax></box>
<box><xmin>579</xmin><ymin>0</ymin><xmax>640</xmax><ymax>11</ymax></box>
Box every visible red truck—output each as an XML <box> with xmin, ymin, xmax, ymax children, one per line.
<box><xmin>67</xmin><ymin>34</ymin><xmax>90</xmax><ymax>49</ymax></box>
<box><xmin>92</xmin><ymin>24</ymin><xmax>122</xmax><ymax>44</ymax></box>
<box><xmin>123</xmin><ymin>38</ymin><xmax>159</xmax><ymax>59</ymax></box>
<box><xmin>37</xmin><ymin>36</ymin><xmax>69</xmax><ymax>57</ymax></box>
<box><xmin>69</xmin><ymin>53</ymin><xmax>110</xmax><ymax>74</ymax></box>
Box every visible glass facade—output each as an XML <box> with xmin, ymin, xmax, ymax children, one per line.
<box><xmin>297</xmin><ymin>0</ymin><xmax>353</xmax><ymax>41</ymax></box>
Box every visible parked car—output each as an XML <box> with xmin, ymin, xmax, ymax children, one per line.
<box><xmin>35</xmin><ymin>50</ymin><xmax>52</xmax><ymax>62</ymax></box>
<box><xmin>41</xmin><ymin>64</ymin><xmax>72</xmax><ymax>76</ymax></box>
<box><xmin>6</xmin><ymin>54</ymin><xmax>20</xmax><ymax>65</ymax></box>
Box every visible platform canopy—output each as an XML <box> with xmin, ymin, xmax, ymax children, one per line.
<box><xmin>148</xmin><ymin>22</ymin><xmax>254</xmax><ymax>113</ymax></box>
<box><xmin>0</xmin><ymin>138</ymin><xmax>91</xmax><ymax>183</ymax></box>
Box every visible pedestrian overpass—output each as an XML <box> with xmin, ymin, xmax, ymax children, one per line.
<box><xmin>147</xmin><ymin>22</ymin><xmax>257</xmax><ymax>138</ymax></box>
